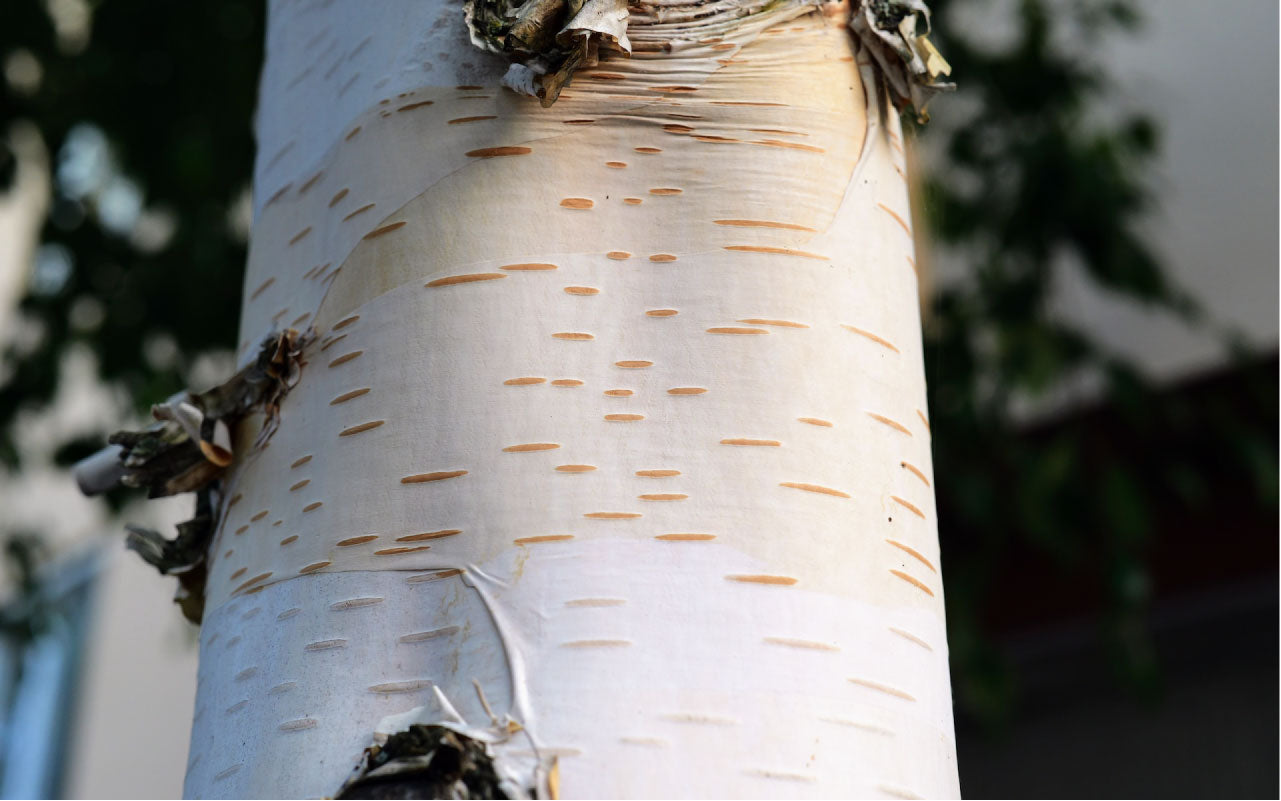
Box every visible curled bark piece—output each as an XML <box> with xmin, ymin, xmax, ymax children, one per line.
<box><xmin>338</xmin><ymin>725</ymin><xmax>512</xmax><ymax>800</ymax></box>
<box><xmin>74</xmin><ymin>328</ymin><xmax>309</xmax><ymax>498</ymax></box>
<box><xmin>124</xmin><ymin>486</ymin><xmax>217</xmax><ymax>624</ymax></box>
<box><xmin>849</xmin><ymin>0</ymin><xmax>954</xmax><ymax>119</ymax></box>
<box><xmin>73</xmin><ymin>328</ymin><xmax>310</xmax><ymax>624</ymax></box>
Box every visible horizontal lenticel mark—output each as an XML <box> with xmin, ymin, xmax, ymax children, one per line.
<box><xmin>374</xmin><ymin>546</ymin><xmax>431</xmax><ymax>555</ymax></box>
<box><xmin>328</xmin><ymin>188</ymin><xmax>350</xmax><ymax>207</ymax></box>
<box><xmin>500</xmin><ymin>262</ymin><xmax>557</xmax><ymax>271</ymax></box>
<box><xmin>566</xmin><ymin>598</ymin><xmax>626</xmax><ymax>607</ymax></box>
<box><xmin>667</xmin><ymin>387</ymin><xmax>707</xmax><ymax>395</ymax></box>
<box><xmin>330</xmin><ymin>388</ymin><xmax>371</xmax><ymax>405</ymax></box>
<box><xmin>877</xmin><ymin>202</ymin><xmax>912</xmax><ymax>235</ymax></box>
<box><xmin>634</xmin><ymin>147</ymin><xmax>661</xmax><ymax>154</ymax></box>
<box><xmin>399</xmin><ymin>626</ymin><xmax>461</xmax><ymax>643</ymax></box>
<box><xmin>584</xmin><ymin>512</ymin><xmax>641</xmax><ymax>519</ymax></box>
<box><xmin>798</xmin><ymin>417</ymin><xmax>833</xmax><ymax>427</ymax></box>
<box><xmin>615</xmin><ymin>360</ymin><xmax>652</xmax><ymax>368</ymax></box>
<box><xmin>649</xmin><ymin>188</ymin><xmax>682</xmax><ymax>195</ymax></box>
<box><xmin>607</xmin><ymin>251</ymin><xmax>631</xmax><ymax>260</ymax></box>
<box><xmin>890</xmin><ymin>569</ymin><xmax>934</xmax><ymax>596</ymax></box>
<box><xmin>449</xmin><ymin>115</ymin><xmax>496</xmax><ymax>124</ymax></box>
<box><xmin>342</xmin><ymin>203</ymin><xmax>375</xmax><ymax>221</ymax></box>
<box><xmin>639</xmin><ymin>493</ymin><xmax>686</xmax><ymax>501</ymax></box>
<box><xmin>886</xmin><ymin>539</ymin><xmax>937</xmax><ymax>572</ymax></box>
<box><xmin>514</xmin><ymin>535</ymin><xmax>574</xmax><ymax>545</ymax></box>
<box><xmin>749</xmin><ymin>139</ymin><xmax>825</xmax><ymax>153</ymax></box>
<box><xmin>289</xmin><ymin>480</ymin><xmax>310</xmax><ymax>492</ymax></box>
<box><xmin>889</xmin><ymin>627</ymin><xmax>934</xmax><ymax>651</ymax></box>
<box><xmin>555</xmin><ymin>464</ymin><xmax>597</xmax><ymax>472</ymax></box>
<box><xmin>299</xmin><ymin>562</ymin><xmax>332</xmax><ymax>575</ymax></box>
<box><xmin>250</xmin><ymin>278</ymin><xmax>275</xmax><ymax>300</ymax></box>
<box><xmin>552</xmin><ymin>332</ymin><xmax>594</xmax><ymax>340</ymax></box>
<box><xmin>606</xmin><ymin>161</ymin><xmax>627</xmax><ymax>168</ymax></box>
<box><xmin>550</xmin><ymin>379</ymin><xmax>583</xmax><ymax>386</ymax></box>
<box><xmin>649</xmin><ymin>254</ymin><xmax>677</xmax><ymax>262</ymax></box>
<box><xmin>900</xmin><ymin>461</ymin><xmax>931</xmax><ymax>487</ymax></box>
<box><xmin>565</xmin><ymin>286</ymin><xmax>600</xmax><ymax>295</ymax></box>
<box><xmin>738</xmin><ymin>318</ymin><xmax>808</xmax><ymax>328</ymax></box>
<box><xmin>466</xmin><ymin>146</ymin><xmax>532</xmax><ymax>158</ymax></box>
<box><xmin>604</xmin><ymin>414</ymin><xmax>643</xmax><ymax>421</ymax></box>
<box><xmin>891</xmin><ymin>495</ymin><xmax>926</xmax><ymax>518</ymax></box>
<box><xmin>401</xmin><ymin>470</ymin><xmax>468</xmax><ymax>483</ymax></box>
<box><xmin>503</xmin><ymin>443</ymin><xmax>559</xmax><ymax>453</ymax></box>
<box><xmin>396</xmin><ymin>529</ymin><xmax>462</xmax><ymax>542</ymax></box>
<box><xmin>707</xmin><ymin>327</ymin><xmax>767</xmax><ymax>335</ymax></box>
<box><xmin>764</xmin><ymin>636</ymin><xmax>839</xmax><ymax>652</ymax></box>
<box><xmin>406</xmin><ymin>569</ymin><xmax>463</xmax><ymax>584</ymax></box>
<box><xmin>397</xmin><ymin>100</ymin><xmax>433</xmax><ymax>111</ymax></box>
<box><xmin>646</xmin><ymin>309</ymin><xmax>677</xmax><ymax>317</ymax></box>
<box><xmin>302</xmin><ymin>501</ymin><xmax>323</xmax><ymax>513</ymax></box>
<box><xmin>368</xmin><ymin>679</ymin><xmax>433</xmax><ymax>693</ymax></box>
<box><xmin>363</xmin><ymin>221</ymin><xmax>407</xmax><ymax>239</ymax></box>
<box><xmin>717</xmin><ymin>216</ymin><xmax>814</xmax><ymax>229</ymax></box>
<box><xmin>842</xmin><ymin>324</ymin><xmax>901</xmax><ymax>353</ymax></box>
<box><xmin>724</xmin><ymin>245</ymin><xmax>828</xmax><ymax>260</ymax></box>
<box><xmin>726</xmin><ymin>574</ymin><xmax>796</xmax><ymax>585</ymax></box>
<box><xmin>560</xmin><ymin>198</ymin><xmax>593</xmax><ymax>209</ymax></box>
<box><xmin>504</xmin><ymin>377</ymin><xmax>546</xmax><ymax>385</ymax></box>
<box><xmin>279</xmin><ymin>535</ymin><xmax>299</xmax><ymax>546</ymax></box>
<box><xmin>656</xmin><ymin>533</ymin><xmax>716</xmax><ymax>541</ymax></box>
<box><xmin>848</xmin><ymin>676</ymin><xmax>917</xmax><ymax>701</ymax></box>
<box><xmin>605</xmin><ymin>389</ymin><xmax>633</xmax><ymax>397</ymax></box>
<box><xmin>636</xmin><ymin>469</ymin><xmax>680</xmax><ymax>477</ymax></box>
<box><xmin>426</xmin><ymin>273</ymin><xmax>506</xmax><ymax>288</ymax></box>
<box><xmin>780</xmin><ymin>482</ymin><xmax>850</xmax><ymax>498</ymax></box>
<box><xmin>720</xmin><ymin>438</ymin><xmax>779</xmax><ymax>446</ymax></box>
<box><xmin>338</xmin><ymin>421</ymin><xmax>384</xmax><ymax>436</ymax></box>
<box><xmin>278</xmin><ymin>718</ymin><xmax>318</xmax><ymax>732</ymax></box>
<box><xmin>330</xmin><ymin>597</ymin><xmax>384</xmax><ymax>611</ymax></box>
<box><xmin>328</xmin><ymin>350</ymin><xmax>363</xmax><ymax>368</ymax></box>
<box><xmin>290</xmin><ymin>455</ymin><xmax>312</xmax><ymax>469</ymax></box>
<box><xmin>867</xmin><ymin>412</ymin><xmax>912</xmax><ymax>435</ymax></box>
<box><xmin>332</xmin><ymin>314</ymin><xmax>360</xmax><ymax>330</ymax></box>
<box><xmin>336</xmin><ymin>535</ymin><xmax>378</xmax><ymax>546</ymax></box>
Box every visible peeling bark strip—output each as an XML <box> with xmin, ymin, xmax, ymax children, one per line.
<box><xmin>183</xmin><ymin>0</ymin><xmax>958</xmax><ymax>797</ymax></box>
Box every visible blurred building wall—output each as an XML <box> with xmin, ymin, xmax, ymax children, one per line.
<box><xmin>63</xmin><ymin>546</ymin><xmax>197</xmax><ymax>799</ymax></box>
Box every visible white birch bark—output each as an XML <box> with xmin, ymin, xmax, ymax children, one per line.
<box><xmin>183</xmin><ymin>0</ymin><xmax>959</xmax><ymax>797</ymax></box>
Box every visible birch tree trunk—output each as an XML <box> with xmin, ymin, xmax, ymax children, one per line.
<box><xmin>182</xmin><ymin>0</ymin><xmax>959</xmax><ymax>797</ymax></box>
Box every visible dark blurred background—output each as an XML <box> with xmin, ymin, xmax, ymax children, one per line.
<box><xmin>0</xmin><ymin>0</ymin><xmax>1276</xmax><ymax>797</ymax></box>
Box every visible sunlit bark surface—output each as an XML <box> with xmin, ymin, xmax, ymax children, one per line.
<box><xmin>183</xmin><ymin>0</ymin><xmax>959</xmax><ymax>797</ymax></box>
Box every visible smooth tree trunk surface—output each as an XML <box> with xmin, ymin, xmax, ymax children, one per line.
<box><xmin>183</xmin><ymin>0</ymin><xmax>959</xmax><ymax>797</ymax></box>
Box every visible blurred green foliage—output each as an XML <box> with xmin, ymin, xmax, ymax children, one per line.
<box><xmin>0</xmin><ymin>0</ymin><xmax>1274</xmax><ymax>728</ymax></box>
<box><xmin>921</xmin><ymin>0</ymin><xmax>1276</xmax><ymax>725</ymax></box>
